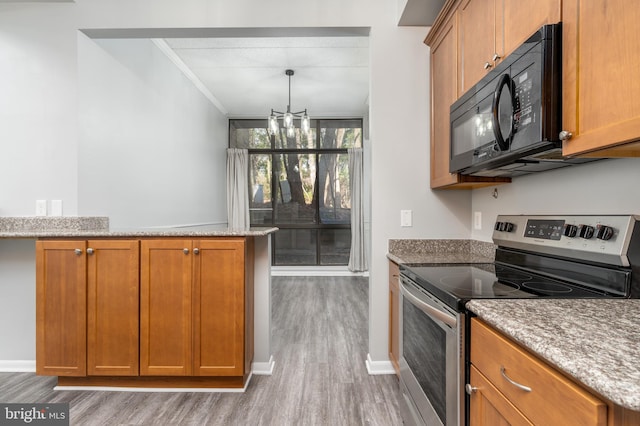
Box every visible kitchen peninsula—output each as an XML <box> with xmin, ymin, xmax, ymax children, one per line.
<box><xmin>0</xmin><ymin>217</ymin><xmax>277</xmax><ymax>391</ymax></box>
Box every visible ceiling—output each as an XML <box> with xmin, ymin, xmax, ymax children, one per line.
<box><xmin>162</xmin><ymin>36</ymin><xmax>370</xmax><ymax>120</ymax></box>
<box><xmin>78</xmin><ymin>0</ymin><xmax>448</xmax><ymax>122</ymax></box>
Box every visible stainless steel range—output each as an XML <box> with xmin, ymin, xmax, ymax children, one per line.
<box><xmin>398</xmin><ymin>215</ymin><xmax>640</xmax><ymax>426</ymax></box>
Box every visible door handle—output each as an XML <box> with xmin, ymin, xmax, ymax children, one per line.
<box><xmin>500</xmin><ymin>366</ymin><xmax>532</xmax><ymax>392</ymax></box>
<box><xmin>492</xmin><ymin>73</ymin><xmax>516</xmax><ymax>151</ymax></box>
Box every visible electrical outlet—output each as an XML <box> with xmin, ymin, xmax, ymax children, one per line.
<box><xmin>401</xmin><ymin>210</ymin><xmax>412</xmax><ymax>227</ymax></box>
<box><xmin>36</xmin><ymin>200</ymin><xmax>47</xmax><ymax>217</ymax></box>
<box><xmin>51</xmin><ymin>200</ymin><xmax>63</xmax><ymax>216</ymax></box>
<box><xmin>474</xmin><ymin>211</ymin><xmax>482</xmax><ymax>230</ymax></box>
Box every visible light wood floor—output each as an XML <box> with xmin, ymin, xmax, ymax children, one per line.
<box><xmin>0</xmin><ymin>276</ymin><xmax>403</xmax><ymax>425</ymax></box>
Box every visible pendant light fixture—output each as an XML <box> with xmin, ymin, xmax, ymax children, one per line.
<box><xmin>267</xmin><ymin>69</ymin><xmax>311</xmax><ymax>137</ymax></box>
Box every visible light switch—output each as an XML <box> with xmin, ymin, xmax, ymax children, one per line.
<box><xmin>474</xmin><ymin>211</ymin><xmax>482</xmax><ymax>230</ymax></box>
<box><xmin>401</xmin><ymin>210</ymin><xmax>412</xmax><ymax>227</ymax></box>
<box><xmin>36</xmin><ymin>200</ymin><xmax>47</xmax><ymax>217</ymax></box>
<box><xmin>51</xmin><ymin>200</ymin><xmax>63</xmax><ymax>216</ymax></box>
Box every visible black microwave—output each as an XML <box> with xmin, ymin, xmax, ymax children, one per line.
<box><xmin>449</xmin><ymin>24</ymin><xmax>594</xmax><ymax>177</ymax></box>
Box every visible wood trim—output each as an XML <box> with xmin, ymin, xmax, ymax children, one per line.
<box><xmin>434</xmin><ymin>176</ymin><xmax>512</xmax><ymax>190</ymax></box>
<box><xmin>608</xmin><ymin>403</ymin><xmax>640</xmax><ymax>426</ymax></box>
<box><xmin>58</xmin><ymin>375</ymin><xmax>245</xmax><ymax>389</ymax></box>
<box><xmin>425</xmin><ymin>0</ymin><xmax>460</xmax><ymax>46</ymax></box>
<box><xmin>388</xmin><ymin>261</ymin><xmax>400</xmax><ymax>376</ymax></box>
<box><xmin>244</xmin><ymin>237</ymin><xmax>255</xmax><ymax>383</ymax></box>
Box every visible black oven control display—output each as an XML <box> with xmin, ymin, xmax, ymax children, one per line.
<box><xmin>524</xmin><ymin>219</ymin><xmax>565</xmax><ymax>240</ymax></box>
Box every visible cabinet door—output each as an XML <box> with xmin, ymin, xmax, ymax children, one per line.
<box><xmin>499</xmin><ymin>0</ymin><xmax>561</xmax><ymax>60</ymax></box>
<box><xmin>562</xmin><ymin>0</ymin><xmax>640</xmax><ymax>156</ymax></box>
<box><xmin>471</xmin><ymin>318</ymin><xmax>607</xmax><ymax>426</ymax></box>
<box><xmin>36</xmin><ymin>240</ymin><xmax>87</xmax><ymax>376</ymax></box>
<box><xmin>388</xmin><ymin>261</ymin><xmax>400</xmax><ymax>376</ymax></box>
<box><xmin>193</xmin><ymin>238</ymin><xmax>245</xmax><ymax>376</ymax></box>
<box><xmin>458</xmin><ymin>0</ymin><xmax>497</xmax><ymax>94</ymax></box>
<box><xmin>87</xmin><ymin>240</ymin><xmax>139</xmax><ymax>376</ymax></box>
<box><xmin>140</xmin><ymin>240</ymin><xmax>193</xmax><ymax>376</ymax></box>
<box><xmin>430</xmin><ymin>13</ymin><xmax>460</xmax><ymax>188</ymax></box>
<box><xmin>469</xmin><ymin>366</ymin><xmax>533</xmax><ymax>426</ymax></box>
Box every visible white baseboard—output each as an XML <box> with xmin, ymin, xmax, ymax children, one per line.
<box><xmin>0</xmin><ymin>360</ymin><xmax>36</xmax><ymax>372</ymax></box>
<box><xmin>251</xmin><ymin>356</ymin><xmax>275</xmax><ymax>375</ymax></box>
<box><xmin>271</xmin><ymin>266</ymin><xmax>368</xmax><ymax>277</ymax></box>
<box><xmin>365</xmin><ymin>353</ymin><xmax>395</xmax><ymax>375</ymax></box>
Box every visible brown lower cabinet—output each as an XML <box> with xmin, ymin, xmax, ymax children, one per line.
<box><xmin>388</xmin><ymin>261</ymin><xmax>400</xmax><ymax>376</ymax></box>
<box><xmin>36</xmin><ymin>237</ymin><xmax>253</xmax><ymax>388</ymax></box>
<box><xmin>140</xmin><ymin>238</ymin><xmax>252</xmax><ymax>378</ymax></box>
<box><xmin>469</xmin><ymin>318</ymin><xmax>640</xmax><ymax>426</ymax></box>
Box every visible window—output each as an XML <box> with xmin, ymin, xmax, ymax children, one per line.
<box><xmin>230</xmin><ymin>119</ymin><xmax>362</xmax><ymax>266</ymax></box>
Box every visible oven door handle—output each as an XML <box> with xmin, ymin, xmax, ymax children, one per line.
<box><xmin>401</xmin><ymin>280</ymin><xmax>457</xmax><ymax>328</ymax></box>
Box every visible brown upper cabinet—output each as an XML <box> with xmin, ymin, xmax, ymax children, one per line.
<box><xmin>427</xmin><ymin>0</ymin><xmax>640</xmax><ymax>188</ymax></box>
<box><xmin>458</xmin><ymin>0</ymin><xmax>561</xmax><ymax>95</ymax></box>
<box><xmin>561</xmin><ymin>0</ymin><xmax>640</xmax><ymax>157</ymax></box>
<box><xmin>426</xmin><ymin>0</ymin><xmax>512</xmax><ymax>189</ymax></box>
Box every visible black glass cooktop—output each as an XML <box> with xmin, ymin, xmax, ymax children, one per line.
<box><xmin>400</xmin><ymin>263</ymin><xmax>618</xmax><ymax>311</ymax></box>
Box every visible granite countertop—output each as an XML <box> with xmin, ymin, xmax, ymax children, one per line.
<box><xmin>0</xmin><ymin>217</ymin><xmax>277</xmax><ymax>238</ymax></box>
<box><xmin>467</xmin><ymin>299</ymin><xmax>640</xmax><ymax>412</ymax></box>
<box><xmin>387</xmin><ymin>239</ymin><xmax>496</xmax><ymax>265</ymax></box>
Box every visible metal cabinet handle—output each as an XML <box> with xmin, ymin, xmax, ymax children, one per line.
<box><xmin>183</xmin><ymin>248</ymin><xmax>189</xmax><ymax>255</ymax></box>
<box><xmin>492</xmin><ymin>53</ymin><xmax>501</xmax><ymax>62</ymax></box>
<box><xmin>86</xmin><ymin>248</ymin><xmax>94</xmax><ymax>255</ymax></box>
<box><xmin>74</xmin><ymin>248</ymin><xmax>82</xmax><ymax>255</ymax></box>
<box><xmin>559</xmin><ymin>130</ymin><xmax>573</xmax><ymax>141</ymax></box>
<box><xmin>465</xmin><ymin>384</ymin><xmax>477</xmax><ymax>395</ymax></box>
<box><xmin>484</xmin><ymin>62</ymin><xmax>493</xmax><ymax>70</ymax></box>
<box><xmin>193</xmin><ymin>248</ymin><xmax>200</xmax><ymax>255</ymax></box>
<box><xmin>500</xmin><ymin>366</ymin><xmax>532</xmax><ymax>392</ymax></box>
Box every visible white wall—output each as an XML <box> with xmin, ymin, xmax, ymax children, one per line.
<box><xmin>4</xmin><ymin>0</ymin><xmax>639</xmax><ymax>372</ymax></box>
<box><xmin>0</xmin><ymin>3</ymin><xmax>78</xmax><ymax>217</ymax></box>
<box><xmin>77</xmin><ymin>36</ymin><xmax>228</xmax><ymax>228</ymax></box>
<box><xmin>471</xmin><ymin>158</ymin><xmax>640</xmax><ymax>241</ymax></box>
<box><xmin>0</xmin><ymin>0</ymin><xmax>469</xmax><ymax>367</ymax></box>
<box><xmin>0</xmin><ymin>240</ymin><xmax>36</xmax><ymax>361</ymax></box>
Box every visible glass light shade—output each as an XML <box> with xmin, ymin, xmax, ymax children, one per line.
<box><xmin>301</xmin><ymin>113</ymin><xmax>311</xmax><ymax>133</ymax></box>
<box><xmin>268</xmin><ymin>114</ymin><xmax>279</xmax><ymax>135</ymax></box>
<box><xmin>283</xmin><ymin>112</ymin><xmax>294</xmax><ymax>129</ymax></box>
<box><xmin>286</xmin><ymin>125</ymin><xmax>295</xmax><ymax>138</ymax></box>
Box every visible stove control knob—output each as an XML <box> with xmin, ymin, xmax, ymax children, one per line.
<box><xmin>503</xmin><ymin>222</ymin><xmax>514</xmax><ymax>232</ymax></box>
<box><xmin>579</xmin><ymin>225</ymin><xmax>595</xmax><ymax>239</ymax></box>
<box><xmin>494</xmin><ymin>221</ymin><xmax>503</xmax><ymax>231</ymax></box>
<box><xmin>564</xmin><ymin>224</ymin><xmax>578</xmax><ymax>238</ymax></box>
<box><xmin>596</xmin><ymin>225</ymin><xmax>614</xmax><ymax>241</ymax></box>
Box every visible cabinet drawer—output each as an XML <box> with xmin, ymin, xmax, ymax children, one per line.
<box><xmin>471</xmin><ymin>318</ymin><xmax>607</xmax><ymax>426</ymax></box>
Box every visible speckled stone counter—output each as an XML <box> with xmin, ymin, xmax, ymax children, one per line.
<box><xmin>387</xmin><ymin>239</ymin><xmax>495</xmax><ymax>264</ymax></box>
<box><xmin>0</xmin><ymin>216</ymin><xmax>109</xmax><ymax>236</ymax></box>
<box><xmin>467</xmin><ymin>299</ymin><xmax>640</xmax><ymax>411</ymax></box>
<box><xmin>0</xmin><ymin>217</ymin><xmax>277</xmax><ymax>238</ymax></box>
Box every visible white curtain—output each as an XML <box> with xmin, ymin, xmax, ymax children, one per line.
<box><xmin>348</xmin><ymin>147</ymin><xmax>367</xmax><ymax>272</ymax></box>
<box><xmin>226</xmin><ymin>148</ymin><xmax>250</xmax><ymax>229</ymax></box>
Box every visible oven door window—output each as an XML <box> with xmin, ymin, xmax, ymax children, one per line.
<box><xmin>403</xmin><ymin>297</ymin><xmax>447</xmax><ymax>424</ymax></box>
